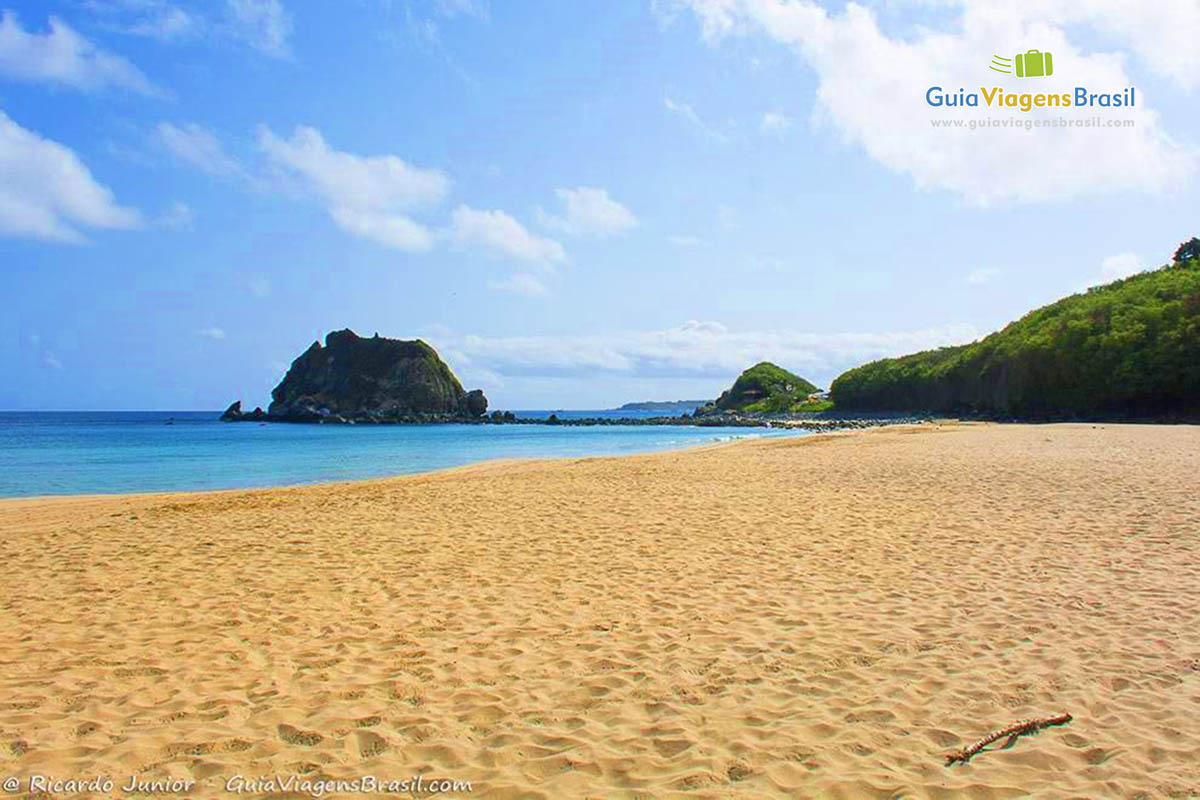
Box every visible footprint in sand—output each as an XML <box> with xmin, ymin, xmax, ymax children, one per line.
<box><xmin>277</xmin><ymin>724</ymin><xmax>323</xmax><ymax>747</ymax></box>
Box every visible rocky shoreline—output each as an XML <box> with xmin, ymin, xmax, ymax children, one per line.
<box><xmin>220</xmin><ymin>402</ymin><xmax>932</xmax><ymax>432</ymax></box>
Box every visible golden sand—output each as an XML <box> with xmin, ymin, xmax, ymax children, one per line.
<box><xmin>1</xmin><ymin>423</ymin><xmax>1198</xmax><ymax>798</ymax></box>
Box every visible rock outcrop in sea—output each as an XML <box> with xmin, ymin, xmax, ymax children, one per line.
<box><xmin>221</xmin><ymin>329</ymin><xmax>488</xmax><ymax>423</ymax></box>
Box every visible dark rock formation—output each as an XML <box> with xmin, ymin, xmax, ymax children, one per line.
<box><xmin>465</xmin><ymin>389</ymin><xmax>488</xmax><ymax>418</ymax></box>
<box><xmin>220</xmin><ymin>401</ymin><xmax>243</xmax><ymax>421</ymax></box>
<box><xmin>221</xmin><ymin>329</ymin><xmax>488</xmax><ymax>423</ymax></box>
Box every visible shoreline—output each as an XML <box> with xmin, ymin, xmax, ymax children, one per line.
<box><xmin>7</xmin><ymin>417</ymin><xmax>1193</xmax><ymax>504</ymax></box>
<box><xmin>0</xmin><ymin>420</ymin><xmax>876</xmax><ymax>505</ymax></box>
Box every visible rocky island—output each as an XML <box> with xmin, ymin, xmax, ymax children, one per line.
<box><xmin>221</xmin><ymin>329</ymin><xmax>488</xmax><ymax>423</ymax></box>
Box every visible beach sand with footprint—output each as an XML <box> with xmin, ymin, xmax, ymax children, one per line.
<box><xmin>1</xmin><ymin>423</ymin><xmax>1198</xmax><ymax>797</ymax></box>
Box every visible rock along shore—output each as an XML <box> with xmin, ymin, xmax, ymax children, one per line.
<box><xmin>220</xmin><ymin>402</ymin><xmax>932</xmax><ymax>432</ymax></box>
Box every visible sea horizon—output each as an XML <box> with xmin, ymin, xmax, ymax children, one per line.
<box><xmin>0</xmin><ymin>409</ymin><xmax>799</xmax><ymax>499</ymax></box>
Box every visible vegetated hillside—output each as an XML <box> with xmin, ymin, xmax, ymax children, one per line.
<box><xmin>713</xmin><ymin>362</ymin><xmax>822</xmax><ymax>413</ymax></box>
<box><xmin>830</xmin><ymin>258</ymin><xmax>1200</xmax><ymax>417</ymax></box>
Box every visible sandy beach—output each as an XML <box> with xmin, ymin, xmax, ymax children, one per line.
<box><xmin>1</xmin><ymin>422</ymin><xmax>1198</xmax><ymax>799</ymax></box>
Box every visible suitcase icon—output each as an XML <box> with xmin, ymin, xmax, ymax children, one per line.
<box><xmin>1015</xmin><ymin>49</ymin><xmax>1053</xmax><ymax>78</ymax></box>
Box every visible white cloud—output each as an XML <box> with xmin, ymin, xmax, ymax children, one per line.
<box><xmin>259</xmin><ymin>125</ymin><xmax>448</xmax><ymax>211</ymax></box>
<box><xmin>43</xmin><ymin>352</ymin><xmax>64</xmax><ymax>370</ymax></box>
<box><xmin>430</xmin><ymin>319</ymin><xmax>979</xmax><ymax>384</ymax></box>
<box><xmin>667</xmin><ymin>0</ymin><xmax>1196</xmax><ymax>204</ymax></box>
<box><xmin>0</xmin><ymin>11</ymin><xmax>158</xmax><ymax>95</ymax></box>
<box><xmin>537</xmin><ymin>187</ymin><xmax>638</xmax><ymax>236</ymax></box>
<box><xmin>196</xmin><ymin>327</ymin><xmax>227</xmax><ymax>340</ymax></box>
<box><xmin>156</xmin><ymin>122</ymin><xmax>242</xmax><ymax>176</ymax></box>
<box><xmin>330</xmin><ymin>206</ymin><xmax>436</xmax><ymax>252</ymax></box>
<box><xmin>669</xmin><ymin>234</ymin><xmax>704</xmax><ymax>247</ymax></box>
<box><xmin>966</xmin><ymin>267</ymin><xmax>1001</xmax><ymax>285</ymax></box>
<box><xmin>0</xmin><ymin>111</ymin><xmax>142</xmax><ymax>243</ymax></box>
<box><xmin>760</xmin><ymin>110</ymin><xmax>793</xmax><ymax>135</ymax></box>
<box><xmin>489</xmin><ymin>272</ymin><xmax>549</xmax><ymax>297</ymax></box>
<box><xmin>1026</xmin><ymin>0</ymin><xmax>1200</xmax><ymax>90</ymax></box>
<box><xmin>86</xmin><ymin>0</ymin><xmax>293</xmax><ymax>57</ymax></box>
<box><xmin>259</xmin><ymin>124</ymin><xmax>448</xmax><ymax>252</ymax></box>
<box><xmin>225</xmin><ymin>0</ymin><xmax>292</xmax><ymax>58</ymax></box>
<box><xmin>1099</xmin><ymin>252</ymin><xmax>1145</xmax><ymax>281</ymax></box>
<box><xmin>664</xmin><ymin>95</ymin><xmax>728</xmax><ymax>142</ymax></box>
<box><xmin>449</xmin><ymin>205</ymin><xmax>565</xmax><ymax>265</ymax></box>
<box><xmin>87</xmin><ymin>1</ymin><xmax>198</xmax><ymax>41</ymax></box>
<box><xmin>156</xmin><ymin>201</ymin><xmax>194</xmax><ymax>230</ymax></box>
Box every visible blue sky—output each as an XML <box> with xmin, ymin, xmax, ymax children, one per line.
<box><xmin>3</xmin><ymin>0</ymin><xmax>1198</xmax><ymax>410</ymax></box>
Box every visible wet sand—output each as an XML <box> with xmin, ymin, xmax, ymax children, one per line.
<box><xmin>1</xmin><ymin>422</ymin><xmax>1198</xmax><ymax>798</ymax></box>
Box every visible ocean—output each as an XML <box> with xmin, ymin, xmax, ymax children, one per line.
<box><xmin>0</xmin><ymin>411</ymin><xmax>803</xmax><ymax>498</ymax></box>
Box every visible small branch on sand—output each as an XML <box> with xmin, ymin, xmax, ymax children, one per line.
<box><xmin>944</xmin><ymin>713</ymin><xmax>1073</xmax><ymax>765</ymax></box>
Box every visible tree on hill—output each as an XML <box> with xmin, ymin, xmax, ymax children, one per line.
<box><xmin>1174</xmin><ymin>237</ymin><xmax>1200</xmax><ymax>266</ymax></box>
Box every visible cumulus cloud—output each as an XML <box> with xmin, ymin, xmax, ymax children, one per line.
<box><xmin>0</xmin><ymin>11</ymin><xmax>158</xmax><ymax>95</ymax></box>
<box><xmin>537</xmin><ymin>187</ymin><xmax>638</xmax><ymax>236</ymax></box>
<box><xmin>156</xmin><ymin>122</ymin><xmax>242</xmax><ymax>176</ymax></box>
<box><xmin>1026</xmin><ymin>0</ymin><xmax>1200</xmax><ymax>90</ymax></box>
<box><xmin>665</xmin><ymin>0</ymin><xmax>1196</xmax><ymax>204</ymax></box>
<box><xmin>430</xmin><ymin>319</ymin><xmax>979</xmax><ymax>383</ymax></box>
<box><xmin>258</xmin><ymin>124</ymin><xmax>449</xmax><ymax>252</ymax></box>
<box><xmin>0</xmin><ymin>111</ymin><xmax>142</xmax><ymax>243</ymax></box>
<box><xmin>187</xmin><ymin>123</ymin><xmax>570</xmax><ymax>271</ymax></box>
<box><xmin>449</xmin><ymin>205</ymin><xmax>565</xmax><ymax>265</ymax></box>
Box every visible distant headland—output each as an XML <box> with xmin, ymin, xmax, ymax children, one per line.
<box><xmin>613</xmin><ymin>400</ymin><xmax>709</xmax><ymax>413</ymax></box>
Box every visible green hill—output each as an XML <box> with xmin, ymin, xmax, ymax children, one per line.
<box><xmin>714</xmin><ymin>362</ymin><xmax>822</xmax><ymax>413</ymax></box>
<box><xmin>831</xmin><ymin>257</ymin><xmax>1200</xmax><ymax>417</ymax></box>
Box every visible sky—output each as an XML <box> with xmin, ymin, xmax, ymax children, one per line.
<box><xmin>2</xmin><ymin>0</ymin><xmax>1199</xmax><ymax>410</ymax></box>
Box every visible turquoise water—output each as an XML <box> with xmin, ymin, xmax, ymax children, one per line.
<box><xmin>0</xmin><ymin>411</ymin><xmax>802</xmax><ymax>498</ymax></box>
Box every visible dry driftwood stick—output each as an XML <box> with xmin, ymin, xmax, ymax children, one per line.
<box><xmin>944</xmin><ymin>712</ymin><xmax>1072</xmax><ymax>765</ymax></box>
